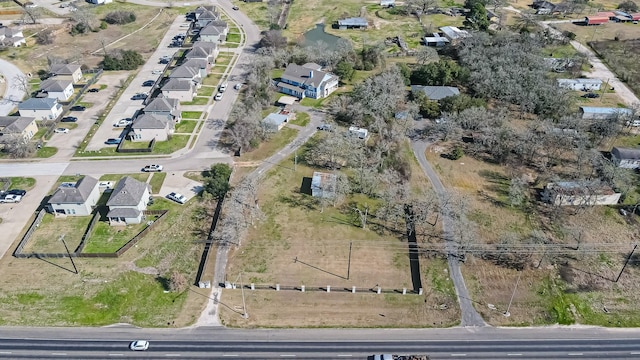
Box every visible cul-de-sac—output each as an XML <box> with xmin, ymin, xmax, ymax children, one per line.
<box><xmin>1</xmin><ymin>0</ymin><xmax>640</xmax><ymax>357</ymax></box>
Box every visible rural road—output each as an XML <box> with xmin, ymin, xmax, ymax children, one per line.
<box><xmin>0</xmin><ymin>58</ymin><xmax>26</xmax><ymax>116</ymax></box>
<box><xmin>411</xmin><ymin>140</ymin><xmax>486</xmax><ymax>327</ymax></box>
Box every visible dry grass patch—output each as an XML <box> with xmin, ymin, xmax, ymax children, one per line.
<box><xmin>552</xmin><ymin>21</ymin><xmax>640</xmax><ymax>47</ymax></box>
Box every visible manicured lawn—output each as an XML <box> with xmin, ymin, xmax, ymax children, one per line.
<box><xmin>203</xmin><ymin>73</ymin><xmax>222</xmax><ymax>86</ymax></box>
<box><xmin>240</xmin><ymin>127</ymin><xmax>298</xmax><ymax>161</ymax></box>
<box><xmin>224</xmin><ymin>42</ymin><xmax>239</xmax><ymax>48</ymax></box>
<box><xmin>289</xmin><ymin>112</ymin><xmax>310</xmax><ymax>126</ymax></box>
<box><xmin>153</xmin><ymin>135</ymin><xmax>189</xmax><ymax>154</ymax></box>
<box><xmin>215</xmin><ymin>56</ymin><xmax>232</xmax><ymax>66</ymax></box>
<box><xmin>100</xmin><ymin>173</ymin><xmax>150</xmax><ymax>183</ymax></box>
<box><xmin>148</xmin><ymin>172</ymin><xmax>167</xmax><ymax>194</ymax></box>
<box><xmin>226</xmin><ymin>33</ymin><xmax>241</xmax><ymax>43</ymax></box>
<box><xmin>300</xmin><ymin>97</ymin><xmax>327</xmax><ymax>108</ymax></box>
<box><xmin>181</xmin><ymin>97</ymin><xmax>209</xmax><ymax>105</ymax></box>
<box><xmin>35</xmin><ymin>147</ymin><xmax>57</xmax><ymax>158</ymax></box>
<box><xmin>175</xmin><ymin>120</ymin><xmax>197</xmax><ymax>133</ymax></box>
<box><xmin>8</xmin><ymin>177</ymin><xmax>36</xmax><ymax>190</ymax></box>
<box><xmin>197</xmin><ymin>86</ymin><xmax>215</xmax><ymax>97</ymax></box>
<box><xmin>181</xmin><ymin>111</ymin><xmax>202</xmax><ymax>119</ymax></box>
<box><xmin>24</xmin><ymin>213</ymin><xmax>92</xmax><ymax>253</ymax></box>
<box><xmin>119</xmin><ymin>140</ymin><xmax>152</xmax><ymax>150</ymax></box>
<box><xmin>82</xmin><ymin>220</ymin><xmax>148</xmax><ymax>253</ymax></box>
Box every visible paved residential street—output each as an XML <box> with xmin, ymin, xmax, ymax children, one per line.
<box><xmin>0</xmin><ymin>58</ymin><xmax>26</xmax><ymax>116</ymax></box>
<box><xmin>412</xmin><ymin>140</ymin><xmax>486</xmax><ymax>327</ymax></box>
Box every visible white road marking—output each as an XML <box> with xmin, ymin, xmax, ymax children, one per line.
<box><xmin>51</xmin><ymin>353</ymin><xmax>67</xmax><ymax>356</ymax></box>
<box><xmin>279</xmin><ymin>356</ymin><xmax>296</xmax><ymax>358</ymax></box>
<box><xmin>508</xmin><ymin>354</ymin><xmax>523</xmax><ymax>356</ymax></box>
<box><xmin>222</xmin><ymin>355</ymin><xmax>239</xmax><ymax>357</ymax></box>
<box><xmin>631</xmin><ymin>352</ymin><xmax>640</xmax><ymax>355</ymax></box>
<box><xmin>0</xmin><ymin>352</ymin><xmax>11</xmax><ymax>354</ymax></box>
<box><xmin>451</xmin><ymin>354</ymin><xmax>467</xmax><ymax>357</ymax></box>
<box><xmin>164</xmin><ymin>354</ymin><xmax>181</xmax><ymax>357</ymax></box>
<box><xmin>568</xmin><ymin>353</ymin><xmax>583</xmax><ymax>356</ymax></box>
<box><xmin>337</xmin><ymin>356</ymin><xmax>353</xmax><ymax>357</ymax></box>
<box><xmin>108</xmin><ymin>354</ymin><xmax>124</xmax><ymax>357</ymax></box>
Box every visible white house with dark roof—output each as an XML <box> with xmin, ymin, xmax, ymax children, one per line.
<box><xmin>439</xmin><ymin>26</ymin><xmax>469</xmax><ymax>42</ymax></box>
<box><xmin>0</xmin><ymin>116</ymin><xmax>38</xmax><ymax>143</ymax></box>
<box><xmin>49</xmin><ymin>64</ymin><xmax>83</xmax><ymax>83</ymax></box>
<box><xmin>169</xmin><ymin>64</ymin><xmax>202</xmax><ymax>85</ymax></box>
<box><xmin>186</xmin><ymin>43</ymin><xmax>218</xmax><ymax>64</ymax></box>
<box><xmin>278</xmin><ymin>63</ymin><xmax>339</xmax><ymax>99</ymax></box>
<box><xmin>47</xmin><ymin>176</ymin><xmax>100</xmax><ymax>216</ymax></box>
<box><xmin>106</xmin><ymin>176</ymin><xmax>151</xmax><ymax>225</ymax></box>
<box><xmin>611</xmin><ymin>147</ymin><xmax>640</xmax><ymax>169</ymax></box>
<box><xmin>198</xmin><ymin>21</ymin><xmax>228</xmax><ymax>43</ymax></box>
<box><xmin>557</xmin><ymin>78</ymin><xmax>602</xmax><ymax>91</ymax></box>
<box><xmin>39</xmin><ymin>78</ymin><xmax>74</xmax><ymax>101</ymax></box>
<box><xmin>18</xmin><ymin>97</ymin><xmax>63</xmax><ymax>120</ymax></box>
<box><xmin>143</xmin><ymin>97</ymin><xmax>181</xmax><ymax>122</ymax></box>
<box><xmin>129</xmin><ymin>113</ymin><xmax>174</xmax><ymax>142</ymax></box>
<box><xmin>181</xmin><ymin>58</ymin><xmax>209</xmax><ymax>78</ymax></box>
<box><xmin>161</xmin><ymin>78</ymin><xmax>197</xmax><ymax>102</ymax></box>
<box><xmin>411</xmin><ymin>85</ymin><xmax>460</xmax><ymax>101</ymax></box>
<box><xmin>0</xmin><ymin>26</ymin><xmax>25</xmax><ymax>47</ymax></box>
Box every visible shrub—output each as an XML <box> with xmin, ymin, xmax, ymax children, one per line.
<box><xmin>450</xmin><ymin>145</ymin><xmax>464</xmax><ymax>160</ymax></box>
<box><xmin>101</xmin><ymin>50</ymin><xmax>144</xmax><ymax>70</ymax></box>
<box><xmin>104</xmin><ymin>11</ymin><xmax>136</xmax><ymax>25</ymax></box>
<box><xmin>35</xmin><ymin>28</ymin><xmax>55</xmax><ymax>45</ymax></box>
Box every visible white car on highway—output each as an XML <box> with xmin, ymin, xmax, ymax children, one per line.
<box><xmin>129</xmin><ymin>340</ymin><xmax>149</xmax><ymax>351</ymax></box>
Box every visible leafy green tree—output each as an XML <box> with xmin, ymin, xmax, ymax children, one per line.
<box><xmin>396</xmin><ymin>62</ymin><xmax>411</xmax><ymax>86</ymax></box>
<box><xmin>334</xmin><ymin>60</ymin><xmax>355</xmax><ymax>81</ymax></box>
<box><xmin>439</xmin><ymin>94</ymin><xmax>486</xmax><ymax>113</ymax></box>
<box><xmin>410</xmin><ymin>60</ymin><xmax>468</xmax><ymax>86</ymax></box>
<box><xmin>413</xmin><ymin>91</ymin><xmax>440</xmax><ymax>118</ymax></box>
<box><xmin>464</xmin><ymin>0</ymin><xmax>490</xmax><ymax>31</ymax></box>
<box><xmin>203</xmin><ymin>163</ymin><xmax>232</xmax><ymax>200</ymax></box>
<box><xmin>450</xmin><ymin>145</ymin><xmax>464</xmax><ymax>160</ymax></box>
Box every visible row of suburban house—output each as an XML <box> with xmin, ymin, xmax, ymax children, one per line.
<box><xmin>47</xmin><ymin>175</ymin><xmax>151</xmax><ymax>225</ymax></box>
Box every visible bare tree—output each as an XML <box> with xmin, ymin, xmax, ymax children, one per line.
<box><xmin>168</xmin><ymin>271</ymin><xmax>187</xmax><ymax>292</ymax></box>
<box><xmin>508</xmin><ymin>176</ymin><xmax>528</xmax><ymax>208</ymax></box>
<box><xmin>22</xmin><ymin>5</ymin><xmax>42</xmax><ymax>24</ymax></box>
<box><xmin>36</xmin><ymin>28</ymin><xmax>55</xmax><ymax>45</ymax></box>
<box><xmin>415</xmin><ymin>46</ymin><xmax>439</xmax><ymax>65</ymax></box>
<box><xmin>1</xmin><ymin>136</ymin><xmax>35</xmax><ymax>158</ymax></box>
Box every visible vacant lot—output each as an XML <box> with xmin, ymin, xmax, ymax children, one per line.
<box><xmin>221</xmin><ymin>139</ymin><xmax>459</xmax><ymax>327</ymax></box>
<box><xmin>425</xmin><ymin>144</ymin><xmax>640</xmax><ymax>326</ymax></box>
<box><xmin>0</xmin><ymin>181</ymin><xmax>215</xmax><ymax>327</ymax></box>
<box><xmin>591</xmin><ymin>39</ymin><xmax>640</xmax><ymax>97</ymax></box>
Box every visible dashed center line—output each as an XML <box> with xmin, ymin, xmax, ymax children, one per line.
<box><xmin>280</xmin><ymin>356</ymin><xmax>296</xmax><ymax>358</ymax></box>
<box><xmin>51</xmin><ymin>353</ymin><xmax>67</xmax><ymax>356</ymax></box>
<box><xmin>337</xmin><ymin>355</ymin><xmax>353</xmax><ymax>357</ymax></box>
<box><xmin>508</xmin><ymin>354</ymin><xmax>523</xmax><ymax>356</ymax></box>
<box><xmin>451</xmin><ymin>354</ymin><xmax>467</xmax><ymax>357</ymax></box>
<box><xmin>568</xmin><ymin>353</ymin><xmax>584</xmax><ymax>356</ymax></box>
<box><xmin>108</xmin><ymin>354</ymin><xmax>124</xmax><ymax>357</ymax></box>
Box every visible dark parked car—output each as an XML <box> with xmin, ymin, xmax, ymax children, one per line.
<box><xmin>105</xmin><ymin>138</ymin><xmax>122</xmax><ymax>145</ymax></box>
<box><xmin>582</xmin><ymin>93</ymin><xmax>600</xmax><ymax>99</ymax></box>
<box><xmin>232</xmin><ymin>5</ymin><xmax>239</xmax><ymax>10</ymax></box>
<box><xmin>131</xmin><ymin>93</ymin><xmax>148</xmax><ymax>100</ymax></box>
<box><xmin>61</xmin><ymin>116</ymin><xmax>78</xmax><ymax>122</ymax></box>
<box><xmin>6</xmin><ymin>189</ymin><xmax>26</xmax><ymax>196</ymax></box>
<box><xmin>70</xmin><ymin>105</ymin><xmax>86</xmax><ymax>111</ymax></box>
<box><xmin>142</xmin><ymin>80</ymin><xmax>155</xmax><ymax>87</ymax></box>
<box><xmin>87</xmin><ymin>88</ymin><xmax>99</xmax><ymax>93</ymax></box>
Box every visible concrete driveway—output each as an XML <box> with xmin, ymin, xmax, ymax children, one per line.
<box><xmin>159</xmin><ymin>171</ymin><xmax>203</xmax><ymax>202</ymax></box>
<box><xmin>84</xmin><ymin>17</ymin><xmax>194</xmax><ymax>151</ymax></box>
<box><xmin>0</xmin><ymin>176</ymin><xmax>58</xmax><ymax>259</ymax></box>
<box><xmin>46</xmin><ymin>72</ymin><xmax>131</xmax><ymax>158</ymax></box>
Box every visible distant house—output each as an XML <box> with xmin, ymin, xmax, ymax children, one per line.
<box><xmin>579</xmin><ymin>106</ymin><xmax>633</xmax><ymax>120</ymax></box>
<box><xmin>143</xmin><ymin>97</ymin><xmax>181</xmax><ymax>122</ymax></box>
<box><xmin>49</xmin><ymin>63</ymin><xmax>83</xmax><ymax>83</ymax></box>
<box><xmin>196</xmin><ymin>9</ymin><xmax>221</xmax><ymax>28</ymax></box>
<box><xmin>411</xmin><ymin>85</ymin><xmax>460</xmax><ymax>101</ymax></box>
<box><xmin>198</xmin><ymin>20</ymin><xmax>228</xmax><ymax>43</ymax></box>
<box><xmin>18</xmin><ymin>97</ymin><xmax>63</xmax><ymax>120</ymax></box>
<box><xmin>39</xmin><ymin>79</ymin><xmax>74</xmax><ymax>101</ymax></box>
<box><xmin>106</xmin><ymin>176</ymin><xmax>151</xmax><ymax>225</ymax></box>
<box><xmin>129</xmin><ymin>113</ymin><xmax>174</xmax><ymax>142</ymax></box>
<box><xmin>87</xmin><ymin>0</ymin><xmax>113</xmax><ymax>4</ymax></box>
<box><xmin>584</xmin><ymin>15</ymin><xmax>610</xmax><ymax>25</ymax></box>
<box><xmin>311</xmin><ymin>171</ymin><xmax>337</xmax><ymax>198</ymax></box>
<box><xmin>161</xmin><ymin>78</ymin><xmax>197</xmax><ymax>102</ymax></box>
<box><xmin>611</xmin><ymin>147</ymin><xmax>640</xmax><ymax>169</ymax></box>
<box><xmin>543</xmin><ymin>181</ymin><xmax>621</xmax><ymax>206</ymax></box>
<box><xmin>424</xmin><ymin>33</ymin><xmax>450</xmax><ymax>47</ymax></box>
<box><xmin>47</xmin><ymin>176</ymin><xmax>100</xmax><ymax>216</ymax></box>
<box><xmin>278</xmin><ymin>63</ymin><xmax>339</xmax><ymax>99</ymax></box>
<box><xmin>531</xmin><ymin>0</ymin><xmax>556</xmax><ymax>14</ymax></box>
<box><xmin>261</xmin><ymin>113</ymin><xmax>289</xmax><ymax>132</ymax></box>
<box><xmin>439</xmin><ymin>26</ymin><xmax>469</xmax><ymax>42</ymax></box>
<box><xmin>557</xmin><ymin>78</ymin><xmax>602</xmax><ymax>91</ymax></box>
<box><xmin>348</xmin><ymin>126</ymin><xmax>369</xmax><ymax>140</ymax></box>
<box><xmin>380</xmin><ymin>0</ymin><xmax>395</xmax><ymax>6</ymax></box>
<box><xmin>337</xmin><ymin>17</ymin><xmax>368</xmax><ymax>29</ymax></box>
<box><xmin>0</xmin><ymin>26</ymin><xmax>25</xmax><ymax>47</ymax></box>
<box><xmin>0</xmin><ymin>116</ymin><xmax>37</xmax><ymax>143</ymax></box>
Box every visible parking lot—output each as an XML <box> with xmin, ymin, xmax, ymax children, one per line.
<box><xmin>46</xmin><ymin>72</ymin><xmax>130</xmax><ymax>157</ymax></box>
<box><xmin>85</xmin><ymin>16</ymin><xmax>193</xmax><ymax>151</ymax></box>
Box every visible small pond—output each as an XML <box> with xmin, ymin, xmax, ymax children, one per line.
<box><xmin>303</xmin><ymin>24</ymin><xmax>343</xmax><ymax>50</ymax></box>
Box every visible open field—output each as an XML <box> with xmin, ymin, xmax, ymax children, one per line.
<box><xmin>591</xmin><ymin>39</ymin><xmax>640</xmax><ymax>97</ymax></box>
<box><xmin>424</xmin><ymin>143</ymin><xmax>640</xmax><ymax>326</ymax></box>
<box><xmin>0</xmin><ymin>186</ymin><xmax>215</xmax><ymax>326</ymax></box>
<box><xmin>552</xmin><ymin>21</ymin><xmax>640</xmax><ymax>48</ymax></box>
<box><xmin>1</xmin><ymin>3</ymin><xmax>189</xmax><ymax>73</ymax></box>
<box><xmin>238</xmin><ymin>127</ymin><xmax>298</xmax><ymax>161</ymax></box>
<box><xmin>221</xmin><ymin>139</ymin><xmax>459</xmax><ymax>327</ymax></box>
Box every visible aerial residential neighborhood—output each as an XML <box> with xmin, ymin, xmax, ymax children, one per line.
<box><xmin>1</xmin><ymin>0</ymin><xmax>640</xmax><ymax>357</ymax></box>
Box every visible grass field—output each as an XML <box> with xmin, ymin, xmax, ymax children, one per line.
<box><xmin>238</xmin><ymin>127</ymin><xmax>298</xmax><ymax>161</ymax></box>
<box><xmin>175</xmin><ymin>120</ymin><xmax>198</xmax><ymax>134</ymax></box>
<box><xmin>591</xmin><ymin>39</ymin><xmax>640</xmax><ymax>96</ymax></box>
<box><xmin>82</xmin><ymin>220</ymin><xmax>148</xmax><ymax>254</ymax></box>
<box><xmin>149</xmin><ymin>172</ymin><xmax>167</xmax><ymax>194</ymax></box>
<box><xmin>24</xmin><ymin>214</ymin><xmax>91</xmax><ymax>254</ymax></box>
<box><xmin>289</xmin><ymin>112</ymin><xmax>310</xmax><ymax>126</ymax></box>
<box><xmin>181</xmin><ymin>111</ymin><xmax>203</xmax><ymax>119</ymax></box>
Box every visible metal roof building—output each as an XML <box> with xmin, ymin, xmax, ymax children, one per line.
<box><xmin>580</xmin><ymin>106</ymin><xmax>633</xmax><ymax>120</ymax></box>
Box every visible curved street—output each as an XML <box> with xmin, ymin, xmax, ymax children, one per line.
<box><xmin>0</xmin><ymin>58</ymin><xmax>26</xmax><ymax>116</ymax></box>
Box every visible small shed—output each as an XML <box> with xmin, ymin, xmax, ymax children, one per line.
<box><xmin>262</xmin><ymin>113</ymin><xmax>289</xmax><ymax>131</ymax></box>
<box><xmin>424</xmin><ymin>33</ymin><xmax>450</xmax><ymax>47</ymax></box>
<box><xmin>337</xmin><ymin>17</ymin><xmax>368</xmax><ymax>29</ymax></box>
<box><xmin>611</xmin><ymin>147</ymin><xmax>640</xmax><ymax>169</ymax></box>
<box><xmin>584</xmin><ymin>16</ymin><xmax>610</xmax><ymax>25</ymax></box>
<box><xmin>311</xmin><ymin>171</ymin><xmax>337</xmax><ymax>198</ymax></box>
<box><xmin>277</xmin><ymin>95</ymin><xmax>298</xmax><ymax>106</ymax></box>
<box><xmin>580</xmin><ymin>106</ymin><xmax>633</xmax><ymax>120</ymax></box>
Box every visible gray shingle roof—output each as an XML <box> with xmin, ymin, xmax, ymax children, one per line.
<box><xmin>144</xmin><ymin>97</ymin><xmax>179</xmax><ymax>113</ymax></box>
<box><xmin>281</xmin><ymin>63</ymin><xmax>334</xmax><ymax>89</ymax></box>
<box><xmin>49</xmin><ymin>63</ymin><xmax>81</xmax><ymax>75</ymax></box>
<box><xmin>0</xmin><ymin>116</ymin><xmax>35</xmax><ymax>134</ymax></box>
<box><xmin>162</xmin><ymin>78</ymin><xmax>194</xmax><ymax>91</ymax></box>
<box><xmin>18</xmin><ymin>97</ymin><xmax>58</xmax><ymax>110</ymax></box>
<box><xmin>191</xmin><ymin>41</ymin><xmax>218</xmax><ymax>52</ymax></box>
<box><xmin>199</xmin><ymin>24</ymin><xmax>226</xmax><ymax>36</ymax></box>
<box><xmin>106</xmin><ymin>176</ymin><xmax>149</xmax><ymax>207</ymax></box>
<box><xmin>411</xmin><ymin>85</ymin><xmax>460</xmax><ymax>100</ymax></box>
<box><xmin>107</xmin><ymin>207</ymin><xmax>141</xmax><ymax>218</ymax></box>
<box><xmin>48</xmin><ymin>176</ymin><xmax>98</xmax><ymax>204</ymax></box>
<box><xmin>181</xmin><ymin>58</ymin><xmax>207</xmax><ymax>70</ymax></box>
<box><xmin>337</xmin><ymin>17</ymin><xmax>368</xmax><ymax>27</ymax></box>
<box><xmin>612</xmin><ymin>147</ymin><xmax>640</xmax><ymax>160</ymax></box>
<box><xmin>169</xmin><ymin>65</ymin><xmax>200</xmax><ymax>79</ymax></box>
<box><xmin>132</xmin><ymin>113</ymin><xmax>171</xmax><ymax>129</ymax></box>
<box><xmin>40</xmin><ymin>78</ymin><xmax>72</xmax><ymax>92</ymax></box>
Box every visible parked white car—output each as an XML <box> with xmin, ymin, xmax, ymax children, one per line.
<box><xmin>54</xmin><ymin>128</ymin><xmax>69</xmax><ymax>133</ymax></box>
<box><xmin>0</xmin><ymin>194</ymin><xmax>22</xmax><ymax>203</ymax></box>
<box><xmin>166</xmin><ymin>192</ymin><xmax>187</xmax><ymax>204</ymax></box>
<box><xmin>113</xmin><ymin>118</ymin><xmax>132</xmax><ymax>127</ymax></box>
<box><xmin>214</xmin><ymin>92</ymin><xmax>223</xmax><ymax>101</ymax></box>
<box><xmin>151</xmin><ymin>69</ymin><xmax>163</xmax><ymax>75</ymax></box>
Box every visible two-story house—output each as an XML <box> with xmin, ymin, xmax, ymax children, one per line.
<box><xmin>106</xmin><ymin>176</ymin><xmax>151</xmax><ymax>225</ymax></box>
<box><xmin>0</xmin><ymin>116</ymin><xmax>38</xmax><ymax>145</ymax></box>
<box><xmin>47</xmin><ymin>176</ymin><xmax>100</xmax><ymax>216</ymax></box>
<box><xmin>161</xmin><ymin>78</ymin><xmax>197</xmax><ymax>102</ymax></box>
<box><xmin>144</xmin><ymin>96</ymin><xmax>181</xmax><ymax>122</ymax></box>
<box><xmin>278</xmin><ymin>63</ymin><xmax>339</xmax><ymax>99</ymax></box>
<box><xmin>39</xmin><ymin>79</ymin><xmax>74</xmax><ymax>101</ymax></box>
<box><xmin>195</xmin><ymin>9</ymin><xmax>221</xmax><ymax>28</ymax></box>
<box><xmin>0</xmin><ymin>26</ymin><xmax>25</xmax><ymax>47</ymax></box>
<box><xmin>198</xmin><ymin>21</ymin><xmax>228</xmax><ymax>43</ymax></box>
<box><xmin>129</xmin><ymin>113</ymin><xmax>174</xmax><ymax>142</ymax></box>
<box><xmin>188</xmin><ymin>41</ymin><xmax>219</xmax><ymax>63</ymax></box>
<box><xmin>49</xmin><ymin>63</ymin><xmax>83</xmax><ymax>83</ymax></box>
<box><xmin>18</xmin><ymin>97</ymin><xmax>63</xmax><ymax>120</ymax></box>
<box><xmin>180</xmin><ymin>58</ymin><xmax>209</xmax><ymax>79</ymax></box>
<box><xmin>168</xmin><ymin>64</ymin><xmax>202</xmax><ymax>86</ymax></box>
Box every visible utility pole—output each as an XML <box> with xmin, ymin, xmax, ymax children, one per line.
<box><xmin>240</xmin><ymin>272</ymin><xmax>248</xmax><ymax>319</ymax></box>
<box><xmin>503</xmin><ymin>271</ymin><xmax>521</xmax><ymax>317</ymax></box>
<box><xmin>600</xmin><ymin>78</ymin><xmax>610</xmax><ymax>102</ymax></box>
<box><xmin>294</xmin><ymin>150</ymin><xmax>297</xmax><ymax>171</ymax></box>
<box><xmin>60</xmin><ymin>235</ymin><xmax>78</xmax><ymax>274</ymax></box>
<box><xmin>347</xmin><ymin>242</ymin><xmax>352</xmax><ymax>280</ymax></box>
<box><xmin>615</xmin><ymin>244</ymin><xmax>637</xmax><ymax>283</ymax></box>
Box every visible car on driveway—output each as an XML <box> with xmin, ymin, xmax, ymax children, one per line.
<box><xmin>70</xmin><ymin>105</ymin><xmax>86</xmax><ymax>111</ymax></box>
<box><xmin>167</xmin><ymin>192</ymin><xmax>187</xmax><ymax>204</ymax></box>
<box><xmin>142</xmin><ymin>164</ymin><xmax>163</xmax><ymax>172</ymax></box>
<box><xmin>61</xmin><ymin>116</ymin><xmax>77</xmax><ymax>122</ymax></box>
<box><xmin>129</xmin><ymin>340</ymin><xmax>149</xmax><ymax>351</ymax></box>
<box><xmin>6</xmin><ymin>189</ymin><xmax>26</xmax><ymax>196</ymax></box>
<box><xmin>0</xmin><ymin>194</ymin><xmax>22</xmax><ymax>203</ymax></box>
<box><xmin>105</xmin><ymin>138</ymin><xmax>122</xmax><ymax>145</ymax></box>
<box><xmin>152</xmin><ymin>69</ymin><xmax>163</xmax><ymax>75</ymax></box>
<box><xmin>143</xmin><ymin>80</ymin><xmax>155</xmax><ymax>87</ymax></box>
<box><xmin>54</xmin><ymin>128</ymin><xmax>69</xmax><ymax>133</ymax></box>
<box><xmin>113</xmin><ymin>118</ymin><xmax>132</xmax><ymax>127</ymax></box>
<box><xmin>214</xmin><ymin>92</ymin><xmax>223</xmax><ymax>101</ymax></box>
<box><xmin>87</xmin><ymin>88</ymin><xmax>100</xmax><ymax>93</ymax></box>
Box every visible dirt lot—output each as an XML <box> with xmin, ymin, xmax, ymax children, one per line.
<box><xmin>220</xmin><ymin>141</ymin><xmax>460</xmax><ymax>327</ymax></box>
<box><xmin>425</xmin><ymin>144</ymin><xmax>640</xmax><ymax>327</ymax></box>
